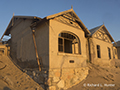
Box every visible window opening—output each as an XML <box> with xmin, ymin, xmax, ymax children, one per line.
<box><xmin>108</xmin><ymin>47</ymin><xmax>111</xmax><ymax>59</ymax></box>
<box><xmin>58</xmin><ymin>32</ymin><xmax>81</xmax><ymax>54</ymax></box>
<box><xmin>97</xmin><ymin>45</ymin><xmax>101</xmax><ymax>58</ymax></box>
<box><xmin>0</xmin><ymin>49</ymin><xmax>4</xmax><ymax>54</ymax></box>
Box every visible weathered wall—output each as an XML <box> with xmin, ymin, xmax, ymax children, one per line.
<box><xmin>117</xmin><ymin>47</ymin><xmax>120</xmax><ymax>59</ymax></box>
<box><xmin>49</xmin><ymin>19</ymin><xmax>88</xmax><ymax>69</ymax></box>
<box><xmin>10</xmin><ymin>19</ymin><xmax>37</xmax><ymax>68</ymax></box>
<box><xmin>24</xmin><ymin>66</ymin><xmax>88</xmax><ymax>90</ymax></box>
<box><xmin>10</xmin><ymin>19</ymin><xmax>49</xmax><ymax>68</ymax></box>
<box><xmin>9</xmin><ymin>17</ymin><xmax>89</xmax><ymax>89</ymax></box>
<box><xmin>113</xmin><ymin>46</ymin><xmax>118</xmax><ymax>59</ymax></box>
<box><xmin>90</xmin><ymin>37</ymin><xmax>114</xmax><ymax>66</ymax></box>
<box><xmin>48</xmin><ymin>67</ymin><xmax>88</xmax><ymax>90</ymax></box>
<box><xmin>35</xmin><ymin>21</ymin><xmax>49</xmax><ymax>68</ymax></box>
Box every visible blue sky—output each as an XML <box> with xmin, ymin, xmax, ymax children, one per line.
<box><xmin>0</xmin><ymin>0</ymin><xmax>120</xmax><ymax>41</ymax></box>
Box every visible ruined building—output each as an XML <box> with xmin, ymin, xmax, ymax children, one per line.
<box><xmin>0</xmin><ymin>8</ymin><xmax>119</xmax><ymax>89</ymax></box>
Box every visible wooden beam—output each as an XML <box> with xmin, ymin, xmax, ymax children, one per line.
<box><xmin>32</xmin><ymin>29</ymin><xmax>41</xmax><ymax>71</ymax></box>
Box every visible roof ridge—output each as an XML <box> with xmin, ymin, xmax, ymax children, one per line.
<box><xmin>89</xmin><ymin>24</ymin><xmax>102</xmax><ymax>31</ymax></box>
<box><xmin>45</xmin><ymin>8</ymin><xmax>74</xmax><ymax>19</ymax></box>
<box><xmin>89</xmin><ymin>25</ymin><xmax>103</xmax><ymax>36</ymax></box>
<box><xmin>13</xmin><ymin>15</ymin><xmax>41</xmax><ymax>19</ymax></box>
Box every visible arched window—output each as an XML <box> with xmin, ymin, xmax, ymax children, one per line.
<box><xmin>58</xmin><ymin>32</ymin><xmax>81</xmax><ymax>54</ymax></box>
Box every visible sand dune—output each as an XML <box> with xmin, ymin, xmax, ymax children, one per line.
<box><xmin>0</xmin><ymin>55</ymin><xmax>44</xmax><ymax>90</ymax></box>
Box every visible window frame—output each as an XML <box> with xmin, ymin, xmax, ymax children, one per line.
<box><xmin>58</xmin><ymin>32</ymin><xmax>81</xmax><ymax>54</ymax></box>
<box><xmin>58</xmin><ymin>38</ymin><xmax>64</xmax><ymax>52</ymax></box>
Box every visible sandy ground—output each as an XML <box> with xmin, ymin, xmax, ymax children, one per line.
<box><xmin>0</xmin><ymin>55</ymin><xmax>44</xmax><ymax>90</ymax></box>
<box><xmin>1</xmin><ymin>55</ymin><xmax>120</xmax><ymax>90</ymax></box>
<box><xmin>68</xmin><ymin>63</ymin><xmax>120</xmax><ymax>90</ymax></box>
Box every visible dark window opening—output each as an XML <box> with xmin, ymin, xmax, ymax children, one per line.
<box><xmin>58</xmin><ymin>32</ymin><xmax>81</xmax><ymax>54</ymax></box>
<box><xmin>69</xmin><ymin>60</ymin><xmax>74</xmax><ymax>63</ymax></box>
<box><xmin>108</xmin><ymin>47</ymin><xmax>111</xmax><ymax>59</ymax></box>
<box><xmin>58</xmin><ymin>38</ymin><xmax>63</xmax><ymax>52</ymax></box>
<box><xmin>64</xmin><ymin>39</ymin><xmax>72</xmax><ymax>53</ymax></box>
<box><xmin>97</xmin><ymin>45</ymin><xmax>101</xmax><ymax>58</ymax></box>
<box><xmin>0</xmin><ymin>49</ymin><xmax>4</xmax><ymax>54</ymax></box>
<box><xmin>70</xmin><ymin>21</ymin><xmax>73</xmax><ymax>24</ymax></box>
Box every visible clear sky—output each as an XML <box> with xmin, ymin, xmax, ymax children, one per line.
<box><xmin>0</xmin><ymin>0</ymin><xmax>120</xmax><ymax>42</ymax></box>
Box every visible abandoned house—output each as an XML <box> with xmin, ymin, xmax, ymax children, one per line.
<box><xmin>1</xmin><ymin>8</ymin><xmax>91</xmax><ymax>69</ymax></box>
<box><xmin>0</xmin><ymin>8</ymin><xmax>119</xmax><ymax>89</ymax></box>
<box><xmin>88</xmin><ymin>24</ymin><xmax>118</xmax><ymax>66</ymax></box>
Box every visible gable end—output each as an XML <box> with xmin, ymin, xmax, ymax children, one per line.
<box><xmin>90</xmin><ymin>25</ymin><xmax>115</xmax><ymax>43</ymax></box>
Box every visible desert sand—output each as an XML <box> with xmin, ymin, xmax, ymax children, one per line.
<box><xmin>0</xmin><ymin>55</ymin><xmax>120</xmax><ymax>90</ymax></box>
<box><xmin>0</xmin><ymin>55</ymin><xmax>44</xmax><ymax>90</ymax></box>
<box><xmin>68</xmin><ymin>63</ymin><xmax>120</xmax><ymax>90</ymax></box>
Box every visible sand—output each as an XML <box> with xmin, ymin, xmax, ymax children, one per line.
<box><xmin>68</xmin><ymin>63</ymin><xmax>120</xmax><ymax>90</ymax></box>
<box><xmin>0</xmin><ymin>55</ymin><xmax>120</xmax><ymax>90</ymax></box>
<box><xmin>0</xmin><ymin>55</ymin><xmax>44</xmax><ymax>90</ymax></box>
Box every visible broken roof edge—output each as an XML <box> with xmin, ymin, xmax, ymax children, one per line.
<box><xmin>13</xmin><ymin>15</ymin><xmax>41</xmax><ymax>20</ymax></box>
<box><xmin>113</xmin><ymin>41</ymin><xmax>120</xmax><ymax>47</ymax></box>
<box><xmin>0</xmin><ymin>16</ymin><xmax>14</xmax><ymax>40</ymax></box>
<box><xmin>1</xmin><ymin>15</ymin><xmax>41</xmax><ymax>40</ymax></box>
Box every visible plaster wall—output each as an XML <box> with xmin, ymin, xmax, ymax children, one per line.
<box><xmin>35</xmin><ymin>21</ymin><xmax>49</xmax><ymax>67</ymax></box>
<box><xmin>90</xmin><ymin>37</ymin><xmax>114</xmax><ymax>66</ymax></box>
<box><xmin>113</xmin><ymin>47</ymin><xmax>118</xmax><ymax>59</ymax></box>
<box><xmin>10</xmin><ymin>19</ymin><xmax>37</xmax><ymax>68</ymax></box>
<box><xmin>117</xmin><ymin>47</ymin><xmax>120</xmax><ymax>59</ymax></box>
<box><xmin>49</xmin><ymin>19</ymin><xmax>88</xmax><ymax>69</ymax></box>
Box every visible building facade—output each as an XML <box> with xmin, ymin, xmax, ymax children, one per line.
<box><xmin>88</xmin><ymin>25</ymin><xmax>117</xmax><ymax>66</ymax></box>
<box><xmin>1</xmin><ymin>8</ymin><xmax>119</xmax><ymax>89</ymax></box>
<box><xmin>1</xmin><ymin>9</ymin><xmax>90</xmax><ymax>89</ymax></box>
